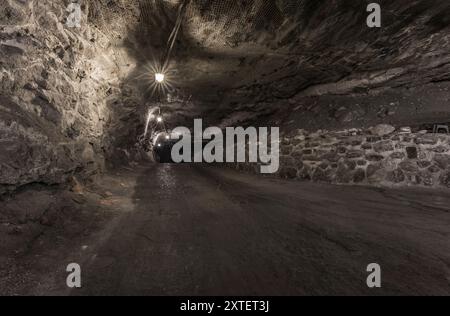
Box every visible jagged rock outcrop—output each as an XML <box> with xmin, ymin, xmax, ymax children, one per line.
<box><xmin>0</xmin><ymin>0</ymin><xmax>136</xmax><ymax>192</ymax></box>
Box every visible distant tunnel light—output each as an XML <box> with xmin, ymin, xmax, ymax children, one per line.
<box><xmin>155</xmin><ymin>73</ymin><xmax>165</xmax><ymax>83</ymax></box>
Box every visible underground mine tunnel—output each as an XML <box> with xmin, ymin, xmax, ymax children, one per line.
<box><xmin>0</xmin><ymin>0</ymin><xmax>449</xmax><ymax>297</ymax></box>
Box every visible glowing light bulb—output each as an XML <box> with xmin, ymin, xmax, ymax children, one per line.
<box><xmin>156</xmin><ymin>116</ymin><xmax>163</xmax><ymax>123</ymax></box>
<box><xmin>155</xmin><ymin>73</ymin><xmax>165</xmax><ymax>83</ymax></box>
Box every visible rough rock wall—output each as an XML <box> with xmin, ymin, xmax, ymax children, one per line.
<box><xmin>170</xmin><ymin>0</ymin><xmax>450</xmax><ymax>128</ymax></box>
<box><xmin>0</xmin><ymin>0</ymin><xmax>131</xmax><ymax>193</ymax></box>
<box><xmin>128</xmin><ymin>0</ymin><xmax>450</xmax><ymax>138</ymax></box>
<box><xmin>234</xmin><ymin>125</ymin><xmax>450</xmax><ymax>188</ymax></box>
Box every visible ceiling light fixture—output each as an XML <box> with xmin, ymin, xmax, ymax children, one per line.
<box><xmin>155</xmin><ymin>73</ymin><xmax>165</xmax><ymax>83</ymax></box>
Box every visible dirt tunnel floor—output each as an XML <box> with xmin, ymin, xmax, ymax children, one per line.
<box><xmin>0</xmin><ymin>164</ymin><xmax>449</xmax><ymax>296</ymax></box>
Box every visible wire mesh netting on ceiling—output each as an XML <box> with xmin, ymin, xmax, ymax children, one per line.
<box><xmin>184</xmin><ymin>0</ymin><xmax>300</xmax><ymax>47</ymax></box>
<box><xmin>87</xmin><ymin>0</ymin><xmax>304</xmax><ymax>48</ymax></box>
<box><xmin>135</xmin><ymin>0</ymin><xmax>303</xmax><ymax>48</ymax></box>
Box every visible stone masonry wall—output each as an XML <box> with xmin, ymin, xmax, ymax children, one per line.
<box><xmin>233</xmin><ymin>124</ymin><xmax>450</xmax><ymax>188</ymax></box>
